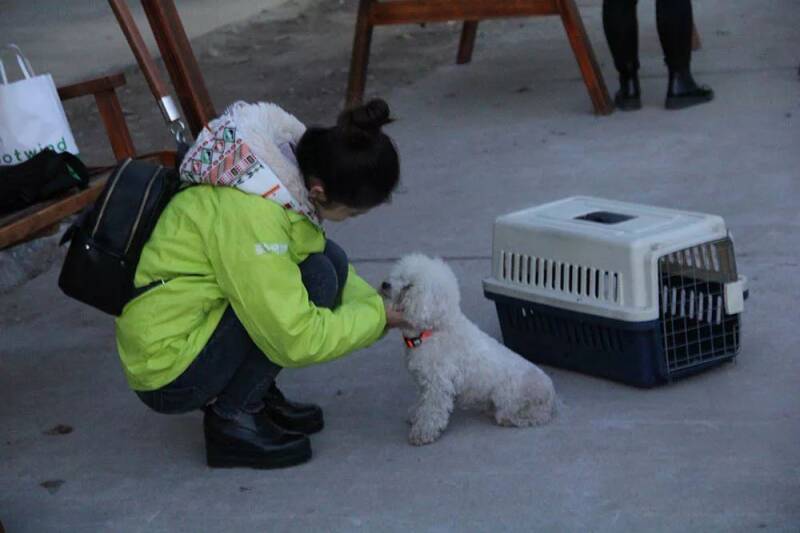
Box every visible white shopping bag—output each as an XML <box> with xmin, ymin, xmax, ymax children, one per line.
<box><xmin>0</xmin><ymin>44</ymin><xmax>79</xmax><ymax>166</ymax></box>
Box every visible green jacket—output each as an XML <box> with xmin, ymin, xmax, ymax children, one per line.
<box><xmin>115</xmin><ymin>185</ymin><xmax>386</xmax><ymax>391</ymax></box>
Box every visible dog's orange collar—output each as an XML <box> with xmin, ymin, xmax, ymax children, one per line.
<box><xmin>404</xmin><ymin>330</ymin><xmax>434</xmax><ymax>349</ymax></box>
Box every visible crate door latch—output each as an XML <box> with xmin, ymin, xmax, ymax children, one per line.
<box><xmin>724</xmin><ymin>275</ymin><xmax>747</xmax><ymax>315</ymax></box>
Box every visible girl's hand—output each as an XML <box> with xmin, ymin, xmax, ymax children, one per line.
<box><xmin>384</xmin><ymin>302</ymin><xmax>409</xmax><ymax>329</ymax></box>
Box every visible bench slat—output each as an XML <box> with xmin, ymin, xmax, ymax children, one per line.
<box><xmin>0</xmin><ymin>172</ymin><xmax>110</xmax><ymax>250</ymax></box>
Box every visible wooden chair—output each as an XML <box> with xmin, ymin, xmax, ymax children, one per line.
<box><xmin>346</xmin><ymin>0</ymin><xmax>613</xmax><ymax>115</ymax></box>
<box><xmin>0</xmin><ymin>73</ymin><xmax>136</xmax><ymax>250</ymax></box>
<box><xmin>458</xmin><ymin>21</ymin><xmax>703</xmax><ymax>62</ymax></box>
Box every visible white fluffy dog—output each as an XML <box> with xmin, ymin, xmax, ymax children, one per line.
<box><xmin>382</xmin><ymin>254</ymin><xmax>556</xmax><ymax>446</ymax></box>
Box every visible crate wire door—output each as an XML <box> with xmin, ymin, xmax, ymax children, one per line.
<box><xmin>658</xmin><ymin>238</ymin><xmax>740</xmax><ymax>377</ymax></box>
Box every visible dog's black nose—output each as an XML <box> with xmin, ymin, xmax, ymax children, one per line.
<box><xmin>381</xmin><ymin>281</ymin><xmax>391</xmax><ymax>292</ymax></box>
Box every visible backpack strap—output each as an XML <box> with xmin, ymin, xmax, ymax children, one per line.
<box><xmin>131</xmin><ymin>279</ymin><xmax>167</xmax><ymax>299</ymax></box>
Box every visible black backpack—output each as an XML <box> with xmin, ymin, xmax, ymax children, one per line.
<box><xmin>58</xmin><ymin>158</ymin><xmax>181</xmax><ymax>315</ymax></box>
<box><xmin>0</xmin><ymin>150</ymin><xmax>89</xmax><ymax>215</ymax></box>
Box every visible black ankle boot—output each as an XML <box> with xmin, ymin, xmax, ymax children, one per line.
<box><xmin>665</xmin><ymin>68</ymin><xmax>714</xmax><ymax>110</ymax></box>
<box><xmin>614</xmin><ymin>73</ymin><xmax>641</xmax><ymax>111</ymax></box>
<box><xmin>203</xmin><ymin>407</ymin><xmax>311</xmax><ymax>469</ymax></box>
<box><xmin>263</xmin><ymin>384</ymin><xmax>324</xmax><ymax>434</ymax></box>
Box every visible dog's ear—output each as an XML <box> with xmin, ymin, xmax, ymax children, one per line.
<box><xmin>399</xmin><ymin>278</ymin><xmax>452</xmax><ymax>329</ymax></box>
<box><xmin>400</xmin><ymin>281</ymin><xmax>434</xmax><ymax>329</ymax></box>
<box><xmin>392</xmin><ymin>254</ymin><xmax>461</xmax><ymax>329</ymax></box>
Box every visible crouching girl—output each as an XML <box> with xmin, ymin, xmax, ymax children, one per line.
<box><xmin>116</xmin><ymin>99</ymin><xmax>405</xmax><ymax>469</ymax></box>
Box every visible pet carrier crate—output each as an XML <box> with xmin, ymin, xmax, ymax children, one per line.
<box><xmin>483</xmin><ymin>197</ymin><xmax>748</xmax><ymax>387</ymax></box>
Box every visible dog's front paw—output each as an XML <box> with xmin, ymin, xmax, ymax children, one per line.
<box><xmin>408</xmin><ymin>423</ymin><xmax>442</xmax><ymax>446</ymax></box>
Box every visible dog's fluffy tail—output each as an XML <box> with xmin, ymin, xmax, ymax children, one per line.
<box><xmin>493</xmin><ymin>367</ymin><xmax>556</xmax><ymax>427</ymax></box>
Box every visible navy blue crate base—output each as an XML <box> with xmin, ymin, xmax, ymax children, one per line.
<box><xmin>484</xmin><ymin>292</ymin><xmax>735</xmax><ymax>388</ymax></box>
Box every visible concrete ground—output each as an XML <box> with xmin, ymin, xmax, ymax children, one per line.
<box><xmin>1</xmin><ymin>0</ymin><xmax>799</xmax><ymax>531</ymax></box>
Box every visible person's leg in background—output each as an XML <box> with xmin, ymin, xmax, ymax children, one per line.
<box><xmin>602</xmin><ymin>0</ymin><xmax>642</xmax><ymax>110</ymax></box>
<box><xmin>656</xmin><ymin>0</ymin><xmax>714</xmax><ymax>108</ymax></box>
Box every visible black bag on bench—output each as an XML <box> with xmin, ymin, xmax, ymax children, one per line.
<box><xmin>58</xmin><ymin>158</ymin><xmax>180</xmax><ymax>315</ymax></box>
<box><xmin>0</xmin><ymin>150</ymin><xmax>89</xmax><ymax>216</ymax></box>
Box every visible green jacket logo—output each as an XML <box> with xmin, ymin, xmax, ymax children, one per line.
<box><xmin>255</xmin><ymin>242</ymin><xmax>288</xmax><ymax>255</ymax></box>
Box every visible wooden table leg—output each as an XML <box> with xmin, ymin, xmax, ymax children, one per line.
<box><xmin>346</xmin><ymin>0</ymin><xmax>375</xmax><ymax>107</ymax></box>
<box><xmin>557</xmin><ymin>0</ymin><xmax>613</xmax><ymax>115</ymax></box>
<box><xmin>457</xmin><ymin>20</ymin><xmax>479</xmax><ymax>64</ymax></box>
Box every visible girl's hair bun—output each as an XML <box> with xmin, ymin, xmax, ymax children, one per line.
<box><xmin>338</xmin><ymin>98</ymin><xmax>393</xmax><ymax>133</ymax></box>
<box><xmin>297</xmin><ymin>98</ymin><xmax>400</xmax><ymax>209</ymax></box>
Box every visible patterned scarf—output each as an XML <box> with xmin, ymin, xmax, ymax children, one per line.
<box><xmin>179</xmin><ymin>103</ymin><xmax>322</xmax><ymax>227</ymax></box>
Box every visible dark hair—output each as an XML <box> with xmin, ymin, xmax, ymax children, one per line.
<box><xmin>296</xmin><ymin>99</ymin><xmax>400</xmax><ymax>209</ymax></box>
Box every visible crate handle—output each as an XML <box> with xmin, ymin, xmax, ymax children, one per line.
<box><xmin>574</xmin><ymin>211</ymin><xmax>635</xmax><ymax>225</ymax></box>
<box><xmin>724</xmin><ymin>275</ymin><xmax>747</xmax><ymax>314</ymax></box>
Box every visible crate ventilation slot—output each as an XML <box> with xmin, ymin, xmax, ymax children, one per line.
<box><xmin>501</xmin><ymin>304</ymin><xmax>625</xmax><ymax>353</ymax></box>
<box><xmin>500</xmin><ymin>250</ymin><xmax>622</xmax><ymax>304</ymax></box>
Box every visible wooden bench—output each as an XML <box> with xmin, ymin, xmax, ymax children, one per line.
<box><xmin>0</xmin><ymin>73</ymin><xmax>136</xmax><ymax>250</ymax></box>
<box><xmin>0</xmin><ymin>0</ymin><xmax>204</xmax><ymax>252</ymax></box>
<box><xmin>346</xmin><ymin>0</ymin><xmax>613</xmax><ymax>115</ymax></box>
